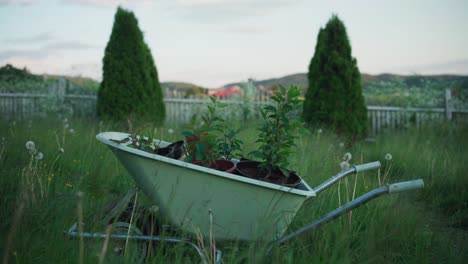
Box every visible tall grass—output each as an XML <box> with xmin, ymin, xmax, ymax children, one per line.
<box><xmin>0</xmin><ymin>116</ymin><xmax>466</xmax><ymax>263</ymax></box>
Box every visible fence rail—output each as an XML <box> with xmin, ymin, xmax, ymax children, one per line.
<box><xmin>0</xmin><ymin>93</ymin><xmax>466</xmax><ymax>135</ymax></box>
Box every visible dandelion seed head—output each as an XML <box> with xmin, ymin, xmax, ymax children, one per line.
<box><xmin>149</xmin><ymin>205</ymin><xmax>159</xmax><ymax>213</ymax></box>
<box><xmin>64</xmin><ymin>123</ymin><xmax>69</xmax><ymax>129</ymax></box>
<box><xmin>168</xmin><ymin>128</ymin><xmax>174</xmax><ymax>134</ymax></box>
<box><xmin>35</xmin><ymin>152</ymin><xmax>43</xmax><ymax>160</ymax></box>
<box><xmin>318</xmin><ymin>128</ymin><xmax>323</xmax><ymax>134</ymax></box>
<box><xmin>63</xmin><ymin>118</ymin><xmax>68</xmax><ymax>123</ymax></box>
<box><xmin>385</xmin><ymin>153</ymin><xmax>393</xmax><ymax>161</ymax></box>
<box><xmin>343</xmin><ymin>152</ymin><xmax>352</xmax><ymax>161</ymax></box>
<box><xmin>69</xmin><ymin>128</ymin><xmax>75</xmax><ymax>134</ymax></box>
<box><xmin>339</xmin><ymin>142</ymin><xmax>344</xmax><ymax>148</ymax></box>
<box><xmin>59</xmin><ymin>148</ymin><xmax>64</xmax><ymax>153</ymax></box>
<box><xmin>340</xmin><ymin>161</ymin><xmax>350</xmax><ymax>171</ymax></box>
<box><xmin>25</xmin><ymin>141</ymin><xmax>35</xmax><ymax>151</ymax></box>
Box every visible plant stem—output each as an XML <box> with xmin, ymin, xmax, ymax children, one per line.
<box><xmin>2</xmin><ymin>199</ymin><xmax>25</xmax><ymax>264</ymax></box>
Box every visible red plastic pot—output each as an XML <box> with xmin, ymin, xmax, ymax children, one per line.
<box><xmin>192</xmin><ymin>159</ymin><xmax>236</xmax><ymax>173</ymax></box>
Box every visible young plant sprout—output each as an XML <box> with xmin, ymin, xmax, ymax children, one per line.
<box><xmin>250</xmin><ymin>85</ymin><xmax>307</xmax><ymax>179</ymax></box>
<box><xmin>182</xmin><ymin>96</ymin><xmax>228</xmax><ymax>165</ymax></box>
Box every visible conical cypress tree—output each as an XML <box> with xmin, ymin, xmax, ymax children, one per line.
<box><xmin>303</xmin><ymin>15</ymin><xmax>367</xmax><ymax>140</ymax></box>
<box><xmin>97</xmin><ymin>7</ymin><xmax>165</xmax><ymax>123</ymax></box>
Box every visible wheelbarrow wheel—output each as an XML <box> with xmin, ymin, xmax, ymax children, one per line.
<box><xmin>105</xmin><ymin>222</ymin><xmax>147</xmax><ymax>264</ymax></box>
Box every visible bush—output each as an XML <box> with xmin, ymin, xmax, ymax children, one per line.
<box><xmin>97</xmin><ymin>7</ymin><xmax>165</xmax><ymax>124</ymax></box>
<box><xmin>303</xmin><ymin>15</ymin><xmax>368</xmax><ymax>141</ymax></box>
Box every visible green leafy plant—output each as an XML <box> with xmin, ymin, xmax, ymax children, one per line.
<box><xmin>182</xmin><ymin>96</ymin><xmax>227</xmax><ymax>165</ymax></box>
<box><xmin>111</xmin><ymin>127</ymin><xmax>161</xmax><ymax>153</ymax></box>
<box><xmin>216</xmin><ymin>123</ymin><xmax>243</xmax><ymax>160</ymax></box>
<box><xmin>250</xmin><ymin>85</ymin><xmax>307</xmax><ymax>178</ymax></box>
<box><xmin>127</xmin><ymin>134</ymin><xmax>160</xmax><ymax>153</ymax></box>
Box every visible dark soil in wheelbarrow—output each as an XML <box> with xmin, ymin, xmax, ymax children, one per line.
<box><xmin>235</xmin><ymin>160</ymin><xmax>301</xmax><ymax>188</ymax></box>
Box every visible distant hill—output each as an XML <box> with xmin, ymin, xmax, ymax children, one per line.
<box><xmin>161</xmin><ymin>82</ymin><xmax>208</xmax><ymax>98</ymax></box>
<box><xmin>0</xmin><ymin>64</ymin><xmax>50</xmax><ymax>93</ymax></box>
<box><xmin>359</xmin><ymin>73</ymin><xmax>468</xmax><ymax>107</ymax></box>
<box><xmin>1</xmin><ymin>63</ymin><xmax>466</xmax><ymax>108</ymax></box>
<box><xmin>223</xmin><ymin>72</ymin><xmax>467</xmax><ymax>90</ymax></box>
<box><xmin>0</xmin><ymin>64</ymin><xmax>99</xmax><ymax>94</ymax></box>
<box><xmin>0</xmin><ymin>64</ymin><xmax>208</xmax><ymax>97</ymax></box>
<box><xmin>220</xmin><ymin>73</ymin><xmax>468</xmax><ymax>107</ymax></box>
<box><xmin>222</xmin><ymin>73</ymin><xmax>308</xmax><ymax>90</ymax></box>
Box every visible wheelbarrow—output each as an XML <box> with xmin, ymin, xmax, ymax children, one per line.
<box><xmin>68</xmin><ymin>131</ymin><xmax>424</xmax><ymax>263</ymax></box>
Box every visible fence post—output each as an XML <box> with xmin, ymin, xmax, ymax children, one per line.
<box><xmin>242</xmin><ymin>79</ymin><xmax>255</xmax><ymax>121</ymax></box>
<box><xmin>445</xmin><ymin>88</ymin><xmax>452</xmax><ymax>121</ymax></box>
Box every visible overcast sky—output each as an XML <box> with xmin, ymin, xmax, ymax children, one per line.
<box><xmin>0</xmin><ymin>0</ymin><xmax>467</xmax><ymax>88</ymax></box>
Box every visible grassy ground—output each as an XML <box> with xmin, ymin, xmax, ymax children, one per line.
<box><xmin>0</xmin><ymin>116</ymin><xmax>466</xmax><ymax>263</ymax></box>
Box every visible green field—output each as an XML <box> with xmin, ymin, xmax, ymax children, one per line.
<box><xmin>0</xmin><ymin>117</ymin><xmax>467</xmax><ymax>263</ymax></box>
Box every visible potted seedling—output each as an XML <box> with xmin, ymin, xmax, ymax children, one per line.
<box><xmin>236</xmin><ymin>85</ymin><xmax>307</xmax><ymax>187</ymax></box>
<box><xmin>216</xmin><ymin>122</ymin><xmax>243</xmax><ymax>161</ymax></box>
<box><xmin>112</xmin><ymin>133</ymin><xmax>160</xmax><ymax>153</ymax></box>
<box><xmin>182</xmin><ymin>96</ymin><xmax>236</xmax><ymax>173</ymax></box>
<box><xmin>111</xmin><ymin>129</ymin><xmax>186</xmax><ymax>160</ymax></box>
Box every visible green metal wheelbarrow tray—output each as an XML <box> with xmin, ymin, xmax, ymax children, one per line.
<box><xmin>68</xmin><ymin>131</ymin><xmax>424</xmax><ymax>262</ymax></box>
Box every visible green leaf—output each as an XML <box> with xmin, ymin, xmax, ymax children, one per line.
<box><xmin>190</xmin><ymin>114</ymin><xmax>198</xmax><ymax>124</ymax></box>
<box><xmin>207</xmin><ymin>105</ymin><xmax>215</xmax><ymax>114</ymax></box>
<box><xmin>181</xmin><ymin>131</ymin><xmax>194</xmax><ymax>137</ymax></box>
<box><xmin>209</xmin><ymin>96</ymin><xmax>217</xmax><ymax>104</ymax></box>
<box><xmin>263</xmin><ymin>105</ymin><xmax>276</xmax><ymax>113</ymax></box>
<box><xmin>279</xmin><ymin>84</ymin><xmax>286</xmax><ymax>94</ymax></box>
<box><xmin>249</xmin><ymin>150</ymin><xmax>263</xmax><ymax>159</ymax></box>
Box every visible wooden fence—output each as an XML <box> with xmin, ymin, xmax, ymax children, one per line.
<box><xmin>0</xmin><ymin>93</ymin><xmax>466</xmax><ymax>135</ymax></box>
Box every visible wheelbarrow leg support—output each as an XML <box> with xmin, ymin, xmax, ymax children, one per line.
<box><xmin>67</xmin><ymin>222</ymin><xmax>220</xmax><ymax>264</ymax></box>
<box><xmin>266</xmin><ymin>179</ymin><xmax>424</xmax><ymax>255</ymax></box>
<box><xmin>101</xmin><ymin>187</ymin><xmax>139</xmax><ymax>225</ymax></box>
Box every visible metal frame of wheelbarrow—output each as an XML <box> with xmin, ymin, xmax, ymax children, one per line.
<box><xmin>67</xmin><ymin>161</ymin><xmax>424</xmax><ymax>263</ymax></box>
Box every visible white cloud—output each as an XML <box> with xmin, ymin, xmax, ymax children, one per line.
<box><xmin>61</xmin><ymin>0</ymin><xmax>154</xmax><ymax>8</ymax></box>
<box><xmin>176</xmin><ymin>0</ymin><xmax>236</xmax><ymax>7</ymax></box>
<box><xmin>0</xmin><ymin>41</ymin><xmax>97</xmax><ymax>60</ymax></box>
<box><xmin>171</xmin><ymin>0</ymin><xmax>303</xmax><ymax>22</ymax></box>
<box><xmin>0</xmin><ymin>49</ymin><xmax>49</xmax><ymax>60</ymax></box>
<box><xmin>176</xmin><ymin>0</ymin><xmax>299</xmax><ymax>8</ymax></box>
<box><xmin>0</xmin><ymin>0</ymin><xmax>34</xmax><ymax>5</ymax></box>
<box><xmin>226</xmin><ymin>25</ymin><xmax>267</xmax><ymax>34</ymax></box>
<box><xmin>3</xmin><ymin>31</ymin><xmax>55</xmax><ymax>44</ymax></box>
<box><xmin>43</xmin><ymin>41</ymin><xmax>95</xmax><ymax>50</ymax></box>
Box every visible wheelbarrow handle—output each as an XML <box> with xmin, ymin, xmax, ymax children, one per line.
<box><xmin>267</xmin><ymin>179</ymin><xmax>425</xmax><ymax>256</ymax></box>
<box><xmin>353</xmin><ymin>161</ymin><xmax>381</xmax><ymax>173</ymax></box>
<box><xmin>389</xmin><ymin>179</ymin><xmax>424</xmax><ymax>193</ymax></box>
<box><xmin>313</xmin><ymin>161</ymin><xmax>381</xmax><ymax>194</ymax></box>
